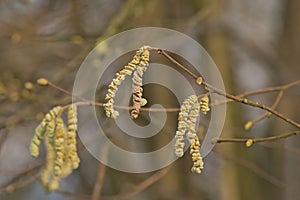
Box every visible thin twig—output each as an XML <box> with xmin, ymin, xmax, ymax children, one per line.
<box><xmin>101</xmin><ymin>166</ymin><xmax>171</xmax><ymax>200</ymax></box>
<box><xmin>91</xmin><ymin>141</ymin><xmax>110</xmax><ymax>200</ymax></box>
<box><xmin>245</xmin><ymin>90</ymin><xmax>284</xmax><ymax>128</ymax></box>
<box><xmin>212</xmin><ymin>131</ymin><xmax>300</xmax><ymax>145</ymax></box>
<box><xmin>91</xmin><ymin>163</ymin><xmax>107</xmax><ymax>200</ymax></box>
<box><xmin>157</xmin><ymin>49</ymin><xmax>300</xmax><ymax>129</ymax></box>
<box><xmin>47</xmin><ymin>80</ymin><xmax>88</xmax><ymax>102</ymax></box>
<box><xmin>211</xmin><ymin>80</ymin><xmax>300</xmax><ymax>106</ymax></box>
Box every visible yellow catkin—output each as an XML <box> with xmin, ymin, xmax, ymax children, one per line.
<box><xmin>40</xmin><ymin>136</ymin><xmax>56</xmax><ymax>189</ymax></box>
<box><xmin>175</xmin><ymin>95</ymin><xmax>200</xmax><ymax>157</ymax></box>
<box><xmin>41</xmin><ymin>118</ymin><xmax>56</xmax><ymax>188</ymax></box>
<box><xmin>190</xmin><ymin>136</ymin><xmax>204</xmax><ymax>174</ymax></box>
<box><xmin>30</xmin><ymin>123</ymin><xmax>45</xmax><ymax>157</ymax></box>
<box><xmin>104</xmin><ymin>46</ymin><xmax>149</xmax><ymax>119</ymax></box>
<box><xmin>30</xmin><ymin>106</ymin><xmax>82</xmax><ymax>191</ymax></box>
<box><xmin>30</xmin><ymin>106</ymin><xmax>62</xmax><ymax>157</ymax></box>
<box><xmin>200</xmin><ymin>96</ymin><xmax>210</xmax><ymax>115</ymax></box>
<box><xmin>67</xmin><ymin>105</ymin><xmax>80</xmax><ymax>169</ymax></box>
<box><xmin>186</xmin><ymin>98</ymin><xmax>200</xmax><ymax>144</ymax></box>
<box><xmin>30</xmin><ymin>106</ymin><xmax>63</xmax><ymax>191</ymax></box>
<box><xmin>47</xmin><ymin>176</ymin><xmax>61</xmax><ymax>192</ymax></box>
<box><xmin>131</xmin><ymin>47</ymin><xmax>150</xmax><ymax>119</ymax></box>
<box><xmin>53</xmin><ymin>118</ymin><xmax>66</xmax><ymax>176</ymax></box>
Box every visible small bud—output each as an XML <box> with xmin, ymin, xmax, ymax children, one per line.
<box><xmin>37</xmin><ymin>78</ymin><xmax>48</xmax><ymax>86</ymax></box>
<box><xmin>196</xmin><ymin>77</ymin><xmax>203</xmax><ymax>85</ymax></box>
<box><xmin>24</xmin><ymin>82</ymin><xmax>34</xmax><ymax>90</ymax></box>
<box><xmin>211</xmin><ymin>137</ymin><xmax>219</xmax><ymax>144</ymax></box>
<box><xmin>244</xmin><ymin>121</ymin><xmax>253</xmax><ymax>130</ymax></box>
<box><xmin>242</xmin><ymin>98</ymin><xmax>248</xmax><ymax>103</ymax></box>
<box><xmin>140</xmin><ymin>98</ymin><xmax>147</xmax><ymax>106</ymax></box>
<box><xmin>246</xmin><ymin>139</ymin><xmax>253</xmax><ymax>147</ymax></box>
<box><xmin>6</xmin><ymin>185</ymin><xmax>14</xmax><ymax>193</ymax></box>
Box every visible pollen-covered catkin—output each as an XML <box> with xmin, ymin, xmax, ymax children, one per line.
<box><xmin>104</xmin><ymin>46</ymin><xmax>149</xmax><ymax>119</ymax></box>
<box><xmin>30</xmin><ymin>106</ymin><xmax>62</xmax><ymax>157</ymax></box>
<box><xmin>30</xmin><ymin>124</ymin><xmax>45</xmax><ymax>157</ymax></box>
<box><xmin>175</xmin><ymin>95</ymin><xmax>199</xmax><ymax>157</ymax></box>
<box><xmin>200</xmin><ymin>96</ymin><xmax>210</xmax><ymax>115</ymax></box>
<box><xmin>186</xmin><ymin>99</ymin><xmax>200</xmax><ymax>144</ymax></box>
<box><xmin>47</xmin><ymin>176</ymin><xmax>61</xmax><ymax>192</ymax></box>
<box><xmin>66</xmin><ymin>105</ymin><xmax>80</xmax><ymax>169</ymax></box>
<box><xmin>131</xmin><ymin>47</ymin><xmax>150</xmax><ymax>119</ymax></box>
<box><xmin>30</xmin><ymin>105</ymin><xmax>81</xmax><ymax>192</ymax></box>
<box><xmin>40</xmin><ymin>136</ymin><xmax>56</xmax><ymax>189</ymax></box>
<box><xmin>53</xmin><ymin>117</ymin><xmax>66</xmax><ymax>176</ymax></box>
<box><xmin>190</xmin><ymin>136</ymin><xmax>204</xmax><ymax>174</ymax></box>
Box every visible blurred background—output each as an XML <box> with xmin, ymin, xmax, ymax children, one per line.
<box><xmin>0</xmin><ymin>0</ymin><xmax>300</xmax><ymax>199</ymax></box>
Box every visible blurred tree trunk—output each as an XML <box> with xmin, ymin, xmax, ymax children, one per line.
<box><xmin>202</xmin><ymin>1</ymin><xmax>240</xmax><ymax>200</ymax></box>
<box><xmin>279</xmin><ymin>0</ymin><xmax>300</xmax><ymax>199</ymax></box>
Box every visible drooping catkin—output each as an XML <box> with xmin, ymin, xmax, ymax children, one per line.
<box><xmin>30</xmin><ymin>106</ymin><xmax>62</xmax><ymax>157</ymax></box>
<box><xmin>175</xmin><ymin>95</ymin><xmax>199</xmax><ymax>157</ymax></box>
<box><xmin>200</xmin><ymin>96</ymin><xmax>210</xmax><ymax>115</ymax></box>
<box><xmin>66</xmin><ymin>105</ymin><xmax>80</xmax><ymax>169</ymax></box>
<box><xmin>30</xmin><ymin>124</ymin><xmax>45</xmax><ymax>157</ymax></box>
<box><xmin>47</xmin><ymin>176</ymin><xmax>61</xmax><ymax>192</ymax></box>
<box><xmin>104</xmin><ymin>46</ymin><xmax>149</xmax><ymax>119</ymax></box>
<box><xmin>186</xmin><ymin>99</ymin><xmax>200</xmax><ymax>144</ymax></box>
<box><xmin>131</xmin><ymin>47</ymin><xmax>150</xmax><ymax>119</ymax></box>
<box><xmin>190</xmin><ymin>136</ymin><xmax>204</xmax><ymax>174</ymax></box>
<box><xmin>53</xmin><ymin>118</ymin><xmax>66</xmax><ymax>176</ymax></box>
<box><xmin>40</xmin><ymin>134</ymin><xmax>56</xmax><ymax>190</ymax></box>
<box><xmin>30</xmin><ymin>105</ymin><xmax>80</xmax><ymax>192</ymax></box>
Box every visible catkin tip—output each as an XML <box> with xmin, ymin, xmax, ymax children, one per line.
<box><xmin>190</xmin><ymin>136</ymin><xmax>204</xmax><ymax>174</ymax></box>
<box><xmin>200</xmin><ymin>96</ymin><xmax>210</xmax><ymax>115</ymax></box>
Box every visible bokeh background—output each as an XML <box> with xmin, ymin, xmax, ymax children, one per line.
<box><xmin>0</xmin><ymin>0</ymin><xmax>300</xmax><ymax>199</ymax></box>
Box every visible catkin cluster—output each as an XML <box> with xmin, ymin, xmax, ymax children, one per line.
<box><xmin>29</xmin><ymin>105</ymin><xmax>80</xmax><ymax>191</ymax></box>
<box><xmin>175</xmin><ymin>95</ymin><xmax>206</xmax><ymax>174</ymax></box>
<box><xmin>104</xmin><ymin>46</ymin><xmax>150</xmax><ymax>119</ymax></box>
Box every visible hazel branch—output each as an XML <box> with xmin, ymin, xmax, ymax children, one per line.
<box><xmin>244</xmin><ymin>90</ymin><xmax>284</xmax><ymax>130</ymax></box>
<box><xmin>155</xmin><ymin>49</ymin><xmax>300</xmax><ymax>129</ymax></box>
<box><xmin>212</xmin><ymin>130</ymin><xmax>300</xmax><ymax>146</ymax></box>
